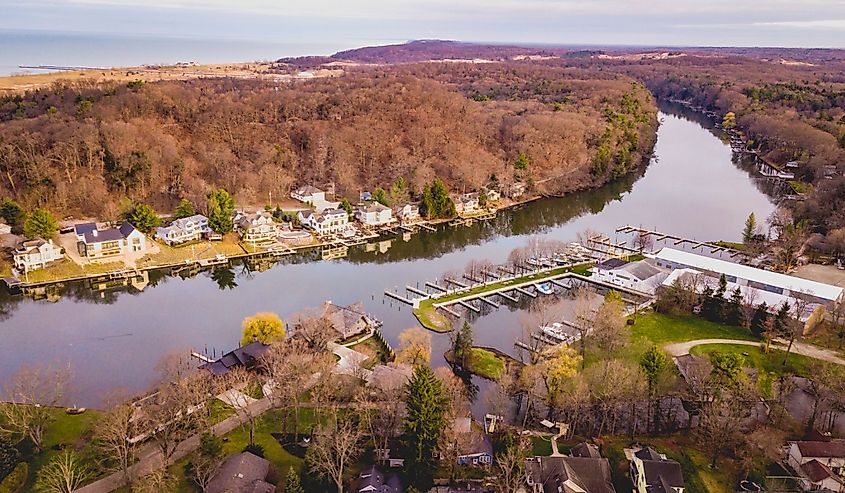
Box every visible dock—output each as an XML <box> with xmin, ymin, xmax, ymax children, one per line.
<box><xmin>515</xmin><ymin>286</ymin><xmax>537</xmax><ymax>298</ymax></box>
<box><xmin>498</xmin><ymin>290</ymin><xmax>518</xmax><ymax>303</ymax></box>
<box><xmin>615</xmin><ymin>225</ymin><xmax>751</xmax><ymax>259</ymax></box>
<box><xmin>515</xmin><ymin>341</ymin><xmax>539</xmax><ymax>353</ymax></box>
<box><xmin>457</xmin><ymin>299</ymin><xmax>480</xmax><ymax>313</ymax></box>
<box><xmin>479</xmin><ymin>296</ymin><xmax>501</xmax><ymax>308</ymax></box>
<box><xmin>438</xmin><ymin>305</ymin><xmax>461</xmax><ymax>318</ymax></box>
<box><xmin>406</xmin><ymin>285</ymin><xmax>429</xmax><ymax>297</ymax></box>
<box><xmin>426</xmin><ymin>281</ymin><xmax>449</xmax><ymax>292</ymax></box>
<box><xmin>444</xmin><ymin>278</ymin><xmax>468</xmax><ymax>289</ymax></box>
<box><xmin>385</xmin><ymin>290</ymin><xmax>414</xmax><ymax>305</ymax></box>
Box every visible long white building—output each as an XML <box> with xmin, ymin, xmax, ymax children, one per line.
<box><xmin>654</xmin><ymin>247</ymin><xmax>843</xmax><ymax>323</ymax></box>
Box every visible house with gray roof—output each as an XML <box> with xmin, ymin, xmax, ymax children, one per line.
<box><xmin>199</xmin><ymin>342</ymin><xmax>271</xmax><ymax>377</ymax></box>
<box><xmin>13</xmin><ymin>238</ymin><xmax>64</xmax><ymax>272</ymax></box>
<box><xmin>592</xmin><ymin>257</ymin><xmax>669</xmax><ymax>294</ymax></box>
<box><xmin>317</xmin><ymin>300</ymin><xmax>376</xmax><ymax>340</ymax></box>
<box><xmin>74</xmin><ymin>221</ymin><xmax>147</xmax><ymax>259</ymax></box>
<box><xmin>155</xmin><ymin>214</ymin><xmax>211</xmax><ymax>245</ymax></box>
<box><xmin>629</xmin><ymin>446</ymin><xmax>684</xmax><ymax>493</ymax></box>
<box><xmin>350</xmin><ymin>465</ymin><xmax>402</xmax><ymax>493</ymax></box>
<box><xmin>525</xmin><ymin>442</ymin><xmax>616</xmax><ymax>493</ymax></box>
<box><xmin>207</xmin><ymin>452</ymin><xmax>275</xmax><ymax>493</ymax></box>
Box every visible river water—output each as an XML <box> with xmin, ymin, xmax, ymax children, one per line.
<box><xmin>0</xmin><ymin>102</ymin><xmax>777</xmax><ymax>408</ymax></box>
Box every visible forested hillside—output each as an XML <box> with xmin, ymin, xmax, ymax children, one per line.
<box><xmin>0</xmin><ymin>65</ymin><xmax>657</xmax><ymax>218</ymax></box>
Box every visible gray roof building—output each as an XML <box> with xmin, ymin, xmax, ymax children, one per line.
<box><xmin>207</xmin><ymin>452</ymin><xmax>275</xmax><ymax>493</ymax></box>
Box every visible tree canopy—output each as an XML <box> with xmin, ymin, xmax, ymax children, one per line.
<box><xmin>23</xmin><ymin>208</ymin><xmax>58</xmax><ymax>239</ymax></box>
<box><xmin>122</xmin><ymin>203</ymin><xmax>161</xmax><ymax>234</ymax></box>
<box><xmin>241</xmin><ymin>312</ymin><xmax>286</xmax><ymax>345</ymax></box>
<box><xmin>403</xmin><ymin>365</ymin><xmax>448</xmax><ymax>489</ymax></box>
<box><xmin>206</xmin><ymin>189</ymin><xmax>234</xmax><ymax>234</ymax></box>
<box><xmin>173</xmin><ymin>199</ymin><xmax>196</xmax><ymax>219</ymax></box>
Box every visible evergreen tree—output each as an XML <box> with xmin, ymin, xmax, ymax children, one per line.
<box><xmin>640</xmin><ymin>346</ymin><xmax>669</xmax><ymax>433</ymax></box>
<box><xmin>452</xmin><ymin>321</ymin><xmax>474</xmax><ymax>366</ymax></box>
<box><xmin>0</xmin><ymin>436</ymin><xmax>20</xmax><ymax>481</ymax></box>
<box><xmin>716</xmin><ymin>274</ymin><xmax>728</xmax><ymax>298</ymax></box>
<box><xmin>123</xmin><ymin>203</ymin><xmax>161</xmax><ymax>233</ymax></box>
<box><xmin>284</xmin><ymin>466</ymin><xmax>304</xmax><ymax>493</ymax></box>
<box><xmin>206</xmin><ymin>189</ymin><xmax>235</xmax><ymax>234</ymax></box>
<box><xmin>420</xmin><ymin>178</ymin><xmax>456</xmax><ymax>219</ymax></box>
<box><xmin>0</xmin><ymin>198</ymin><xmax>25</xmax><ymax>228</ymax></box>
<box><xmin>403</xmin><ymin>365</ymin><xmax>448</xmax><ymax>490</ymax></box>
<box><xmin>750</xmin><ymin>302</ymin><xmax>769</xmax><ymax>336</ymax></box>
<box><xmin>742</xmin><ymin>213</ymin><xmax>757</xmax><ymax>243</ymax></box>
<box><xmin>373</xmin><ymin>188</ymin><xmax>390</xmax><ymax>206</ymax></box>
<box><xmin>23</xmin><ymin>208</ymin><xmax>58</xmax><ymax>239</ymax></box>
<box><xmin>725</xmin><ymin>287</ymin><xmax>745</xmax><ymax>326</ymax></box>
<box><xmin>773</xmin><ymin>302</ymin><xmax>792</xmax><ymax>337</ymax></box>
<box><xmin>700</xmin><ymin>285</ymin><xmax>722</xmax><ymax>322</ymax></box>
<box><xmin>173</xmin><ymin>198</ymin><xmax>196</xmax><ymax>219</ymax></box>
<box><xmin>338</xmin><ymin>198</ymin><xmax>354</xmax><ymax>216</ymax></box>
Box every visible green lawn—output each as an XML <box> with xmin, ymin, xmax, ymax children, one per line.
<box><xmin>1</xmin><ymin>407</ymin><xmax>104</xmax><ymax>491</ymax></box>
<box><xmin>631</xmin><ymin>312</ymin><xmax>758</xmax><ymax>345</ymax></box>
<box><xmin>466</xmin><ymin>348</ymin><xmax>507</xmax><ymax>380</ymax></box>
<box><xmin>413</xmin><ymin>263</ymin><xmax>593</xmax><ymax>332</ymax></box>
<box><xmin>690</xmin><ymin>344</ymin><xmax>826</xmax><ymax>378</ymax></box>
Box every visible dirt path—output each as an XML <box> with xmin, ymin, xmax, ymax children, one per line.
<box><xmin>664</xmin><ymin>338</ymin><xmax>845</xmax><ymax>366</ymax></box>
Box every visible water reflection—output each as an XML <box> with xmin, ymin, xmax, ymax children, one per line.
<box><xmin>0</xmin><ymin>103</ymin><xmax>778</xmax><ymax>407</ymax></box>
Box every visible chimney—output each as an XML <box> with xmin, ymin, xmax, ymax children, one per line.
<box><xmin>92</xmin><ymin>229</ymin><xmax>98</xmax><ymax>237</ymax></box>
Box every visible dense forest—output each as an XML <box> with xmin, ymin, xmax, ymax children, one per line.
<box><xmin>0</xmin><ymin>63</ymin><xmax>657</xmax><ymax>218</ymax></box>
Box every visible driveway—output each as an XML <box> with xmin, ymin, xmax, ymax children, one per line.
<box><xmin>664</xmin><ymin>338</ymin><xmax>845</xmax><ymax>366</ymax></box>
<box><xmin>329</xmin><ymin>342</ymin><xmax>372</xmax><ymax>379</ymax></box>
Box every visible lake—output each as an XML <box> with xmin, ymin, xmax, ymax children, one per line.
<box><xmin>0</xmin><ymin>102</ymin><xmax>777</xmax><ymax>408</ymax></box>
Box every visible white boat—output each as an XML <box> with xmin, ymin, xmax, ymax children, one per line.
<box><xmin>535</xmin><ymin>282</ymin><xmax>553</xmax><ymax>295</ymax></box>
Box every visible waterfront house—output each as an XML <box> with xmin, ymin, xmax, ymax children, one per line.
<box><xmin>787</xmin><ymin>435</ymin><xmax>845</xmax><ymax>492</ymax></box>
<box><xmin>234</xmin><ymin>210</ymin><xmax>278</xmax><ymax>244</ymax></box>
<box><xmin>350</xmin><ymin>465</ymin><xmax>402</xmax><ymax>493</ymax></box>
<box><xmin>655</xmin><ymin>247</ymin><xmax>844</xmax><ymax>325</ymax></box>
<box><xmin>13</xmin><ymin>238</ymin><xmax>63</xmax><ymax>272</ymax></box>
<box><xmin>206</xmin><ymin>452</ymin><xmax>275</xmax><ymax>493</ymax></box>
<box><xmin>394</xmin><ymin>204</ymin><xmax>420</xmax><ymax>224</ymax></box>
<box><xmin>356</xmin><ymin>202</ymin><xmax>393</xmax><ymax>226</ymax></box>
<box><xmin>592</xmin><ymin>257</ymin><xmax>669</xmax><ymax>295</ymax></box>
<box><xmin>298</xmin><ymin>208</ymin><xmax>349</xmax><ymax>235</ymax></box>
<box><xmin>291</xmin><ymin>185</ymin><xmax>326</xmax><ymax>204</ymax></box>
<box><xmin>75</xmin><ymin>222</ymin><xmax>147</xmax><ymax>259</ymax></box>
<box><xmin>199</xmin><ymin>341</ymin><xmax>271</xmax><ymax>377</ymax></box>
<box><xmin>360</xmin><ymin>191</ymin><xmax>373</xmax><ymax>202</ymax></box>
<box><xmin>524</xmin><ymin>442</ymin><xmax>615</xmax><ymax>493</ymax></box>
<box><xmin>155</xmin><ymin>214</ymin><xmax>211</xmax><ymax>246</ymax></box>
<box><xmin>318</xmin><ymin>300</ymin><xmax>375</xmax><ymax>340</ymax></box>
<box><xmin>0</xmin><ymin>221</ymin><xmax>11</xmax><ymax>235</ymax></box>
<box><xmin>629</xmin><ymin>446</ymin><xmax>684</xmax><ymax>493</ymax></box>
<box><xmin>484</xmin><ymin>188</ymin><xmax>501</xmax><ymax>203</ymax></box>
<box><xmin>454</xmin><ymin>193</ymin><xmax>480</xmax><ymax>215</ymax></box>
<box><xmin>503</xmin><ymin>182</ymin><xmax>527</xmax><ymax>199</ymax></box>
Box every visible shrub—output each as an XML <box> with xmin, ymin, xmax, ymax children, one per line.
<box><xmin>0</xmin><ymin>463</ymin><xmax>28</xmax><ymax>493</ymax></box>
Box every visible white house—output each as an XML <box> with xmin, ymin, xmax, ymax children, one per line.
<box><xmin>13</xmin><ymin>238</ymin><xmax>64</xmax><ymax>272</ymax></box>
<box><xmin>788</xmin><ymin>438</ymin><xmax>845</xmax><ymax>492</ymax></box>
<box><xmin>395</xmin><ymin>204</ymin><xmax>420</xmax><ymax>224</ymax></box>
<box><xmin>298</xmin><ymin>209</ymin><xmax>349</xmax><ymax>235</ymax></box>
<box><xmin>654</xmin><ymin>247</ymin><xmax>844</xmax><ymax>321</ymax></box>
<box><xmin>592</xmin><ymin>257</ymin><xmax>670</xmax><ymax>294</ymax></box>
<box><xmin>75</xmin><ymin>222</ymin><xmax>147</xmax><ymax>259</ymax></box>
<box><xmin>234</xmin><ymin>210</ymin><xmax>278</xmax><ymax>244</ymax></box>
<box><xmin>155</xmin><ymin>214</ymin><xmax>211</xmax><ymax>246</ymax></box>
<box><xmin>355</xmin><ymin>202</ymin><xmax>393</xmax><ymax>226</ymax></box>
<box><xmin>454</xmin><ymin>193</ymin><xmax>480</xmax><ymax>215</ymax></box>
<box><xmin>291</xmin><ymin>185</ymin><xmax>326</xmax><ymax>204</ymax></box>
<box><xmin>484</xmin><ymin>188</ymin><xmax>501</xmax><ymax>203</ymax></box>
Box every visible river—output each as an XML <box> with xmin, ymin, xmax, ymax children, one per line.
<box><xmin>0</xmin><ymin>102</ymin><xmax>777</xmax><ymax>408</ymax></box>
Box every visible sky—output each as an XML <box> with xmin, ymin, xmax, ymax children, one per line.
<box><xmin>2</xmin><ymin>0</ymin><xmax>845</xmax><ymax>49</ymax></box>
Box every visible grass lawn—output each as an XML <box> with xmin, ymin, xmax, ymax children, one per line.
<box><xmin>603</xmin><ymin>435</ymin><xmax>736</xmax><ymax>493</ymax></box>
<box><xmin>2</xmin><ymin>407</ymin><xmax>105</xmax><ymax>490</ymax></box>
<box><xmin>137</xmin><ymin>234</ymin><xmax>245</xmax><ymax>268</ymax></box>
<box><xmin>631</xmin><ymin>312</ymin><xmax>758</xmax><ymax>345</ymax></box>
<box><xmin>465</xmin><ymin>348</ymin><xmax>507</xmax><ymax>380</ymax></box>
<box><xmin>413</xmin><ymin>263</ymin><xmax>593</xmax><ymax>332</ymax></box>
<box><xmin>690</xmin><ymin>343</ymin><xmax>826</xmax><ymax>378</ymax></box>
<box><xmin>21</xmin><ymin>258</ymin><xmax>124</xmax><ymax>283</ymax></box>
<box><xmin>349</xmin><ymin>337</ymin><xmax>391</xmax><ymax>369</ymax></box>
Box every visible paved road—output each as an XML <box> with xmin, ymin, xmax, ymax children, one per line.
<box><xmin>664</xmin><ymin>338</ymin><xmax>845</xmax><ymax>366</ymax></box>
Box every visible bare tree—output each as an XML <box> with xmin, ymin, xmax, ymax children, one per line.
<box><xmin>35</xmin><ymin>450</ymin><xmax>91</xmax><ymax>493</ymax></box>
<box><xmin>695</xmin><ymin>387</ymin><xmax>756</xmax><ymax>467</ymax></box>
<box><xmin>292</xmin><ymin>310</ymin><xmax>337</xmax><ymax>351</ymax></box>
<box><xmin>141</xmin><ymin>372</ymin><xmax>206</xmax><ymax>461</ymax></box>
<box><xmin>223</xmin><ymin>366</ymin><xmax>260</xmax><ymax>447</ymax></box>
<box><xmin>94</xmin><ymin>399</ymin><xmax>138</xmax><ymax>485</ymax></box>
<box><xmin>494</xmin><ymin>437</ymin><xmax>527</xmax><ymax>493</ymax></box>
<box><xmin>0</xmin><ymin>364</ymin><xmax>69</xmax><ymax>451</ymax></box>
<box><xmin>262</xmin><ymin>339</ymin><xmax>325</xmax><ymax>440</ymax></box>
<box><xmin>134</xmin><ymin>469</ymin><xmax>177</xmax><ymax>493</ymax></box>
<box><xmin>634</xmin><ymin>231</ymin><xmax>654</xmax><ymax>253</ymax></box>
<box><xmin>591</xmin><ymin>296</ymin><xmax>628</xmax><ymax>355</ymax></box>
<box><xmin>572</xmin><ymin>287</ymin><xmax>594</xmax><ymax>368</ymax></box>
<box><xmin>307</xmin><ymin>410</ymin><xmax>363</xmax><ymax>493</ymax></box>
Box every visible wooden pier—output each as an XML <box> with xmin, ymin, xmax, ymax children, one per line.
<box><xmin>444</xmin><ymin>278</ymin><xmax>468</xmax><ymax>289</ymax></box>
<box><xmin>515</xmin><ymin>286</ymin><xmax>537</xmax><ymax>298</ymax></box>
<box><xmin>385</xmin><ymin>290</ymin><xmax>414</xmax><ymax>305</ymax></box>
<box><xmin>439</xmin><ymin>305</ymin><xmax>461</xmax><ymax>318</ymax></box>
<box><xmin>479</xmin><ymin>296</ymin><xmax>501</xmax><ymax>308</ymax></box>
<box><xmin>615</xmin><ymin>225</ymin><xmax>751</xmax><ymax>258</ymax></box>
<box><xmin>457</xmin><ymin>299</ymin><xmax>480</xmax><ymax>313</ymax></box>
<box><xmin>498</xmin><ymin>290</ymin><xmax>518</xmax><ymax>303</ymax></box>
<box><xmin>406</xmin><ymin>285</ymin><xmax>429</xmax><ymax>297</ymax></box>
<box><xmin>426</xmin><ymin>281</ymin><xmax>449</xmax><ymax>292</ymax></box>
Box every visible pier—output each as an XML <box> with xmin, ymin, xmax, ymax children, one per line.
<box><xmin>385</xmin><ymin>290</ymin><xmax>414</xmax><ymax>305</ymax></box>
<box><xmin>479</xmin><ymin>296</ymin><xmax>501</xmax><ymax>308</ymax></box>
<box><xmin>615</xmin><ymin>225</ymin><xmax>751</xmax><ymax>259</ymax></box>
